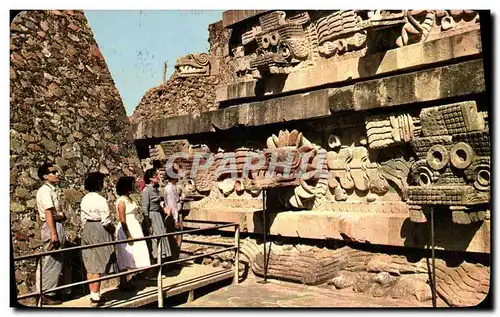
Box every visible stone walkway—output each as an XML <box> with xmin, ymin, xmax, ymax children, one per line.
<box><xmin>181</xmin><ymin>278</ymin><xmax>435</xmax><ymax>308</ymax></box>
<box><xmin>43</xmin><ymin>263</ymin><xmax>233</xmax><ymax>308</ymax></box>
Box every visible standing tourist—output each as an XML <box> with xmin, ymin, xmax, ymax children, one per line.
<box><xmin>80</xmin><ymin>172</ymin><xmax>117</xmax><ymax>306</ymax></box>
<box><xmin>163</xmin><ymin>174</ymin><xmax>183</xmax><ymax>260</ymax></box>
<box><xmin>35</xmin><ymin>162</ymin><xmax>69</xmax><ymax>305</ymax></box>
<box><xmin>115</xmin><ymin>176</ymin><xmax>151</xmax><ymax>291</ymax></box>
<box><xmin>142</xmin><ymin>169</ymin><xmax>172</xmax><ymax>269</ymax></box>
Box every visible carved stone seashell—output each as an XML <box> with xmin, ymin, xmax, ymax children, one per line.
<box><xmin>278</xmin><ymin>130</ymin><xmax>290</xmax><ymax>147</ymax></box>
<box><xmin>234</xmin><ymin>178</ymin><xmax>245</xmax><ymax>194</ymax></box>
<box><xmin>272</xmin><ymin>134</ymin><xmax>280</xmax><ymax>148</ymax></box>
<box><xmin>441</xmin><ymin>16</ymin><xmax>455</xmax><ymax>30</ymax></box>
<box><xmin>289</xmin><ymin>193</ymin><xmax>303</xmax><ymax>208</ymax></box>
<box><xmin>266</xmin><ymin>136</ymin><xmax>277</xmax><ymax>149</ymax></box>
<box><xmin>334</xmin><ymin>187</ymin><xmax>348</xmax><ymax>201</ymax></box>
<box><xmin>299</xmin><ymin>178</ymin><xmax>315</xmax><ymax>194</ymax></box>
<box><xmin>328</xmin><ymin>135</ymin><xmax>341</xmax><ymax>150</ymax></box>
<box><xmin>218</xmin><ymin>178</ymin><xmax>235</xmax><ymax>196</ymax></box>
<box><xmin>296</xmin><ymin>132</ymin><xmax>303</xmax><ymax>147</ymax></box>
<box><xmin>328</xmin><ymin>175</ymin><xmax>339</xmax><ymax>189</ymax></box>
<box><xmin>294</xmin><ymin>184</ymin><xmax>315</xmax><ymax>200</ymax></box>
<box><xmin>288</xmin><ymin>130</ymin><xmax>300</xmax><ymax>148</ymax></box>
<box><xmin>366</xmin><ymin>193</ymin><xmax>377</xmax><ymax>203</ymax></box>
<box><xmin>301</xmin><ymin>135</ymin><xmax>313</xmax><ymax>147</ymax></box>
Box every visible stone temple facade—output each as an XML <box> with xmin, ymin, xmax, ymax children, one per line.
<box><xmin>11</xmin><ymin>10</ymin><xmax>490</xmax><ymax>307</ymax></box>
<box><xmin>131</xmin><ymin>10</ymin><xmax>490</xmax><ymax>307</ymax></box>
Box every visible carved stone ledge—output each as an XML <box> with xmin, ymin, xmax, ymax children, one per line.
<box><xmin>185</xmin><ymin>208</ymin><xmax>490</xmax><ymax>253</ymax></box>
<box><xmin>133</xmin><ymin>59</ymin><xmax>484</xmax><ymax>140</ymax></box>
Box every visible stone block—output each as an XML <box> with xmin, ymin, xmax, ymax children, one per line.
<box><xmin>328</xmin><ymin>271</ymin><xmax>357</xmax><ymax>289</ymax></box>
<box><xmin>186</xmin><ymin>208</ymin><xmax>490</xmax><ymax>254</ymax></box>
<box><xmin>222</xmin><ymin>10</ymin><xmax>268</xmax><ymax>28</ymax></box>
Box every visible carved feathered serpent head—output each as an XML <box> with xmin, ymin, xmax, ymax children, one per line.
<box><xmin>174</xmin><ymin>53</ymin><xmax>210</xmax><ymax>77</ymax></box>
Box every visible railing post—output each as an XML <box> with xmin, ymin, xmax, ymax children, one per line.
<box><xmin>37</xmin><ymin>257</ymin><xmax>43</xmax><ymax>307</ymax></box>
<box><xmin>157</xmin><ymin>238</ymin><xmax>163</xmax><ymax>308</ymax></box>
<box><xmin>234</xmin><ymin>225</ymin><xmax>240</xmax><ymax>284</ymax></box>
<box><xmin>430</xmin><ymin>206</ymin><xmax>437</xmax><ymax>308</ymax></box>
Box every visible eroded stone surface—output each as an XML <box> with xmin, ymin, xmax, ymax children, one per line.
<box><xmin>10</xmin><ymin>9</ymin><xmax>142</xmax><ymax>295</ymax></box>
<box><xmin>182</xmin><ymin>278</ymin><xmax>432</xmax><ymax>307</ymax></box>
<box><xmin>182</xmin><ymin>234</ymin><xmax>489</xmax><ymax>307</ymax></box>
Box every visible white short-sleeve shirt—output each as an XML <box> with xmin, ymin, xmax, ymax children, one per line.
<box><xmin>80</xmin><ymin>192</ymin><xmax>112</xmax><ymax>225</ymax></box>
<box><xmin>36</xmin><ymin>182</ymin><xmax>62</xmax><ymax>221</ymax></box>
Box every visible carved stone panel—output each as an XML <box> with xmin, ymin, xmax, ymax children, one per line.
<box><xmin>224</xmin><ymin>10</ymin><xmax>480</xmax><ymax>81</ymax></box>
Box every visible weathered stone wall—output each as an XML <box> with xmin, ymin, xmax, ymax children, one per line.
<box><xmin>183</xmin><ymin>233</ymin><xmax>490</xmax><ymax>307</ymax></box>
<box><xmin>208</xmin><ymin>20</ymin><xmax>232</xmax><ymax>85</ymax></box>
<box><xmin>10</xmin><ymin>10</ymin><xmax>142</xmax><ymax>294</ymax></box>
<box><xmin>129</xmin><ymin>20</ymin><xmax>231</xmax><ymax>124</ymax></box>
<box><xmin>129</xmin><ymin>75</ymin><xmax>220</xmax><ymax>124</ymax></box>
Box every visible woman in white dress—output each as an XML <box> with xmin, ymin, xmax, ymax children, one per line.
<box><xmin>114</xmin><ymin>176</ymin><xmax>151</xmax><ymax>291</ymax></box>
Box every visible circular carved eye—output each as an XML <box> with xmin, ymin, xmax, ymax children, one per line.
<box><xmin>450</xmin><ymin>142</ymin><xmax>474</xmax><ymax>169</ymax></box>
<box><xmin>477</xmin><ymin>169</ymin><xmax>490</xmax><ymax>187</ymax></box>
<box><xmin>270</xmin><ymin>33</ymin><xmax>280</xmax><ymax>46</ymax></box>
<box><xmin>262</xmin><ymin>35</ymin><xmax>270</xmax><ymax>49</ymax></box>
<box><xmin>281</xmin><ymin>46</ymin><xmax>290</xmax><ymax>58</ymax></box>
<box><xmin>186</xmin><ymin>179</ymin><xmax>195</xmax><ymax>192</ymax></box>
<box><xmin>337</xmin><ymin>39</ymin><xmax>347</xmax><ymax>52</ymax></box>
<box><xmin>328</xmin><ymin>135</ymin><xmax>341</xmax><ymax>150</ymax></box>
<box><xmin>416</xmin><ymin>166</ymin><xmax>434</xmax><ymax>186</ymax></box>
<box><xmin>426</xmin><ymin>144</ymin><xmax>449</xmax><ymax>170</ymax></box>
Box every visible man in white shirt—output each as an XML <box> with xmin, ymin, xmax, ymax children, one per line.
<box><xmin>35</xmin><ymin>162</ymin><xmax>67</xmax><ymax>305</ymax></box>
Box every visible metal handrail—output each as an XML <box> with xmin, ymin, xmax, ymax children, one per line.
<box><xmin>14</xmin><ymin>223</ymin><xmax>236</xmax><ymax>261</ymax></box>
<box><xmin>14</xmin><ymin>220</ymin><xmax>240</xmax><ymax>307</ymax></box>
<box><xmin>182</xmin><ymin>219</ymin><xmax>234</xmax><ymax>225</ymax></box>
<box><xmin>17</xmin><ymin>246</ymin><xmax>237</xmax><ymax>300</ymax></box>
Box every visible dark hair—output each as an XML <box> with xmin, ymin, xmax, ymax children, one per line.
<box><xmin>37</xmin><ymin>162</ymin><xmax>54</xmax><ymax>181</ymax></box>
<box><xmin>84</xmin><ymin>172</ymin><xmax>105</xmax><ymax>192</ymax></box>
<box><xmin>143</xmin><ymin>168</ymin><xmax>157</xmax><ymax>184</ymax></box>
<box><xmin>116</xmin><ymin>176</ymin><xmax>135</xmax><ymax>196</ymax></box>
<box><xmin>152</xmin><ymin>160</ymin><xmax>163</xmax><ymax>169</ymax></box>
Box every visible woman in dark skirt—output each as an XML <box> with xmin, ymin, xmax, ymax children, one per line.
<box><xmin>80</xmin><ymin>172</ymin><xmax>117</xmax><ymax>306</ymax></box>
<box><xmin>141</xmin><ymin>168</ymin><xmax>172</xmax><ymax>268</ymax></box>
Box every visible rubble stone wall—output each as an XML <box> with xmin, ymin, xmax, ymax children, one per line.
<box><xmin>10</xmin><ymin>10</ymin><xmax>142</xmax><ymax>295</ymax></box>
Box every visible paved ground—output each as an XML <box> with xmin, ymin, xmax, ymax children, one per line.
<box><xmin>42</xmin><ymin>262</ymin><xmax>233</xmax><ymax>308</ymax></box>
<box><xmin>181</xmin><ymin>278</ymin><xmax>435</xmax><ymax>308</ymax></box>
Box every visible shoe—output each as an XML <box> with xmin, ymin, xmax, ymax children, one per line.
<box><xmin>144</xmin><ymin>275</ymin><xmax>158</xmax><ymax>281</ymax></box>
<box><xmin>169</xmin><ymin>263</ymin><xmax>183</xmax><ymax>271</ymax></box>
<box><xmin>41</xmin><ymin>294</ymin><xmax>62</xmax><ymax>305</ymax></box>
<box><xmin>59</xmin><ymin>293</ymin><xmax>73</xmax><ymax>302</ymax></box>
<box><xmin>90</xmin><ymin>297</ymin><xmax>106</xmax><ymax>307</ymax></box>
<box><xmin>118</xmin><ymin>283</ymin><xmax>135</xmax><ymax>292</ymax></box>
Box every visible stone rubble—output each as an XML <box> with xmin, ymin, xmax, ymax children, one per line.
<box><xmin>129</xmin><ymin>21</ymin><xmax>231</xmax><ymax>124</ymax></box>
<box><xmin>10</xmin><ymin>10</ymin><xmax>142</xmax><ymax>294</ymax></box>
